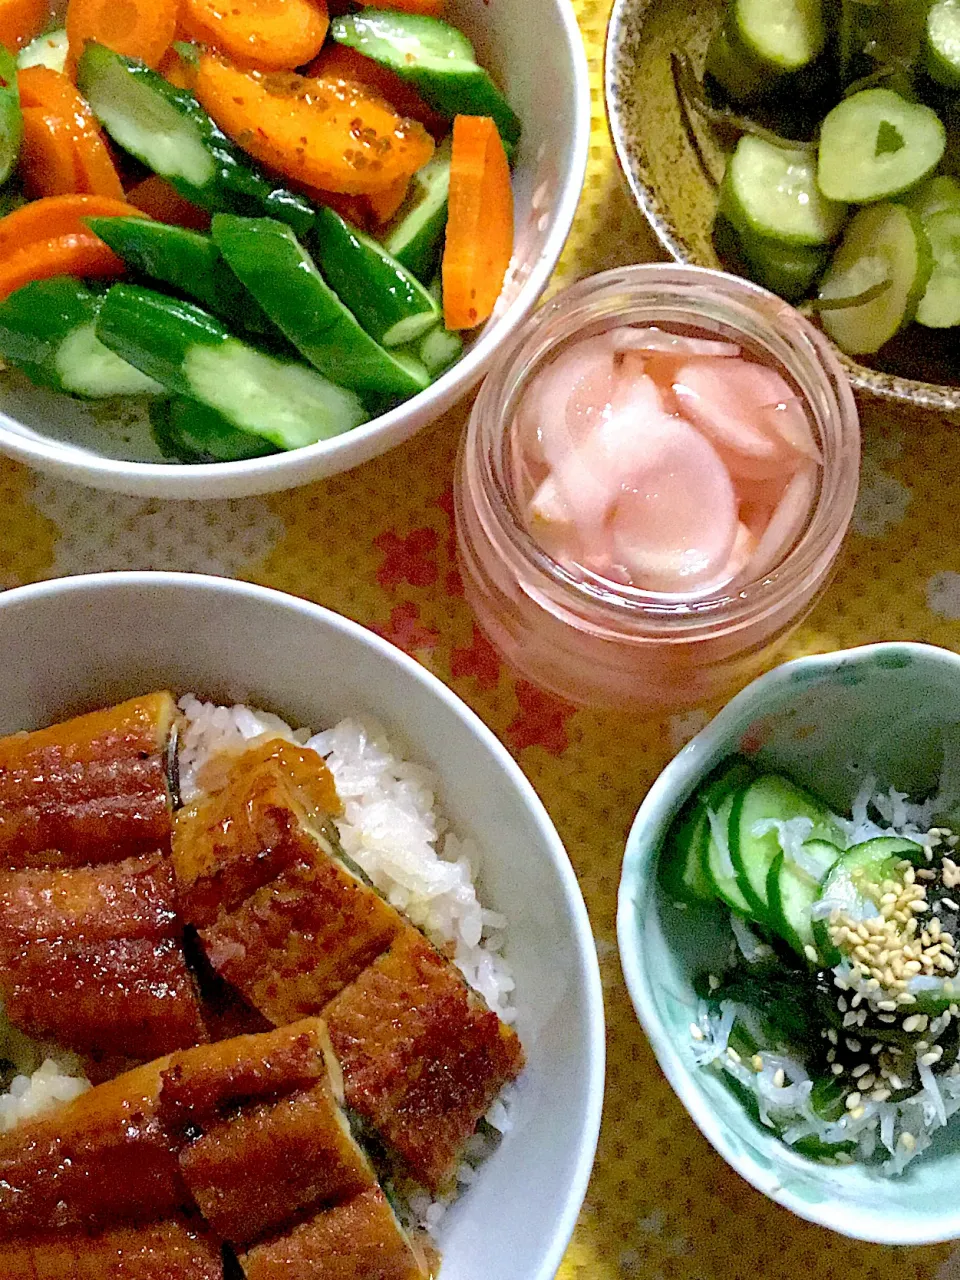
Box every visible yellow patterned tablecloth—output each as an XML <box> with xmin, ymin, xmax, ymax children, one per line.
<box><xmin>5</xmin><ymin>3</ymin><xmax>960</xmax><ymax>1277</ymax></box>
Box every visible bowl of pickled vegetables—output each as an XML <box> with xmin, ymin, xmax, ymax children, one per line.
<box><xmin>0</xmin><ymin>0</ymin><xmax>589</xmax><ymax>497</ymax></box>
<box><xmin>605</xmin><ymin>0</ymin><xmax>960</xmax><ymax>415</ymax></box>
<box><xmin>620</xmin><ymin>641</ymin><xmax>960</xmax><ymax>1242</ymax></box>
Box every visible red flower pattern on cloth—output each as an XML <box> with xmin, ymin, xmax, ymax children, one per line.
<box><xmin>506</xmin><ymin>680</ymin><xmax>576</xmax><ymax>756</ymax></box>
<box><xmin>373</xmin><ymin>601</ymin><xmax>439</xmax><ymax>656</ymax></box>
<box><xmin>374</xmin><ymin>528</ymin><xmax>438</xmax><ymax>592</ymax></box>
<box><xmin>451</xmin><ymin>624</ymin><xmax>502</xmax><ymax>691</ymax></box>
<box><xmin>433</xmin><ymin>484</ymin><xmax>464</xmax><ymax>597</ymax></box>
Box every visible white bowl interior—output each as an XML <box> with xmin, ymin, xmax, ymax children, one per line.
<box><xmin>0</xmin><ymin>0</ymin><xmax>590</xmax><ymax>499</ymax></box>
<box><xmin>0</xmin><ymin>573</ymin><xmax>604</xmax><ymax>1278</ymax></box>
<box><xmin>619</xmin><ymin>643</ymin><xmax>960</xmax><ymax>1244</ymax></box>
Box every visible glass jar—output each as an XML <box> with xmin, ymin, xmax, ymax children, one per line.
<box><xmin>455</xmin><ymin>264</ymin><xmax>861</xmax><ymax>714</ymax></box>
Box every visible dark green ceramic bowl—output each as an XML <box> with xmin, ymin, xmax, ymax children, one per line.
<box><xmin>604</xmin><ymin>0</ymin><xmax>960</xmax><ymax>417</ymax></box>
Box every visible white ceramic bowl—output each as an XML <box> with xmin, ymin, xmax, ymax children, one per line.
<box><xmin>0</xmin><ymin>0</ymin><xmax>590</xmax><ymax>499</ymax></box>
<box><xmin>0</xmin><ymin>571</ymin><xmax>604</xmax><ymax>1278</ymax></box>
<box><xmin>619</xmin><ymin>642</ymin><xmax>960</xmax><ymax>1244</ymax></box>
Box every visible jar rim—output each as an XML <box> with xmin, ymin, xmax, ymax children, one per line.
<box><xmin>464</xmin><ymin>263</ymin><xmax>861</xmax><ymax>642</ymax></box>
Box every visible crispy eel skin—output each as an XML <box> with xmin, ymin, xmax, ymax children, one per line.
<box><xmin>0</xmin><ymin>854</ymin><xmax>206</xmax><ymax>1060</ymax></box>
<box><xmin>324</xmin><ymin>929</ymin><xmax>525</xmax><ymax>1194</ymax></box>
<box><xmin>238</xmin><ymin>1187</ymin><xmax>428</xmax><ymax>1280</ymax></box>
<box><xmin>174</xmin><ymin>741</ymin><xmax>405</xmax><ymax>1022</ymax></box>
<box><xmin>0</xmin><ymin>1216</ymin><xmax>224</xmax><ymax>1279</ymax></box>
<box><xmin>0</xmin><ymin>692</ymin><xmax>177</xmax><ymax>868</ymax></box>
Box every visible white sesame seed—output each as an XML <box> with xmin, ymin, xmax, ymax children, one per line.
<box><xmin>921</xmin><ymin>1049</ymin><xmax>943</xmax><ymax>1066</ymax></box>
<box><xmin>852</xmin><ymin>1063</ymin><xmax>870</xmax><ymax>1078</ymax></box>
<box><xmin>751</xmin><ymin>1054</ymin><xmax>763</xmax><ymax>1071</ymax></box>
<box><xmin>837</xmin><ymin>996</ymin><xmax>848</xmax><ymax>1013</ymax></box>
<box><xmin>726</xmin><ymin>1047</ymin><xmax>741</xmax><ymax>1064</ymax></box>
<box><xmin>944</xmin><ymin>899</ymin><xmax>960</xmax><ymax>912</ymax></box>
<box><xmin>827</xmin><ymin>1028</ymin><xmax>838</xmax><ymax>1045</ymax></box>
<box><xmin>860</xmin><ymin>1074</ymin><xmax>876</xmax><ymax>1090</ymax></box>
<box><xmin>842</xmin><ymin>1011</ymin><xmax>858</xmax><ymax>1027</ymax></box>
<box><xmin>899</xmin><ymin>1132</ymin><xmax>916</xmax><ymax>1150</ymax></box>
<box><xmin>845</xmin><ymin>1092</ymin><xmax>862</xmax><ymax>1110</ymax></box>
<box><xmin>773</xmin><ymin>1068</ymin><xmax>785</xmax><ymax>1088</ymax></box>
<box><xmin>889</xmin><ymin>1074</ymin><xmax>904</xmax><ymax>1090</ymax></box>
<box><xmin>690</xmin><ymin>1023</ymin><xmax>705</xmax><ymax>1041</ymax></box>
<box><xmin>852</xmin><ymin>993</ymin><xmax>863</xmax><ymax>1008</ymax></box>
<box><xmin>877</xmin><ymin>1000</ymin><xmax>898</xmax><ymax>1012</ymax></box>
<box><xmin>870</xmin><ymin>1042</ymin><xmax>883</xmax><ymax>1055</ymax></box>
<box><xmin>708</xmin><ymin>974</ymin><xmax>721</xmax><ymax>991</ymax></box>
<box><xmin>846</xmin><ymin>1038</ymin><xmax>861</xmax><ymax>1053</ymax></box>
<box><xmin>827</xmin><ymin>1049</ymin><xmax>836</xmax><ymax>1063</ymax></box>
<box><xmin>871</xmin><ymin>1088</ymin><xmax>891</xmax><ymax>1102</ymax></box>
<box><xmin>903</xmin><ymin>1014</ymin><xmax>923</xmax><ymax>1033</ymax></box>
<box><xmin>879</xmin><ymin>1014</ymin><xmax>897</xmax><ymax>1023</ymax></box>
<box><xmin>804</xmin><ymin>944</ymin><xmax>818</xmax><ymax>962</ymax></box>
<box><xmin>831</xmin><ymin>1062</ymin><xmax>844</xmax><ymax>1075</ymax></box>
<box><xmin>851</xmin><ymin>1106</ymin><xmax>866</xmax><ymax>1119</ymax></box>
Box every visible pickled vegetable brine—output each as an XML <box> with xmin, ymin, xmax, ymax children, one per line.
<box><xmin>513</xmin><ymin>326</ymin><xmax>822</xmax><ymax>599</ymax></box>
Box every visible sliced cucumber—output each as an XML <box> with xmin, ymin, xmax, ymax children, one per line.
<box><xmin>819</xmin><ymin>202</ymin><xmax>932</xmax><ymax>353</ymax></box>
<box><xmin>767</xmin><ymin>839</ymin><xmax>842</xmax><ymax>958</ymax></box>
<box><xmin>0</xmin><ymin>277</ymin><xmax>163</xmax><ymax>399</ymax></box>
<box><xmin>330</xmin><ymin>11</ymin><xmax>521</xmax><ymax>146</ymax></box>
<box><xmin>729</xmin><ymin>774</ymin><xmax>843</xmax><ymax>922</ymax></box>
<box><xmin>312</xmin><ymin>207</ymin><xmax>440</xmax><ymax>349</ymax></box>
<box><xmin>16</xmin><ymin>28</ymin><xmax>68</xmax><ymax>73</ymax></box>
<box><xmin>816</xmin><ymin>836</ymin><xmax>925</xmax><ymax>966</ymax></box>
<box><xmin>925</xmin><ymin>0</ymin><xmax>960</xmax><ymax>90</ymax></box>
<box><xmin>721</xmin><ymin>135</ymin><xmax>846</xmax><ymax>246</ymax></box>
<box><xmin>900</xmin><ymin>174</ymin><xmax>960</xmax><ymax>222</ymax></box>
<box><xmin>86</xmin><ymin>217</ymin><xmax>276</xmax><ymax>337</ymax></box>
<box><xmin>77</xmin><ymin>43</ymin><xmax>314</xmax><ymax>235</ymax></box>
<box><xmin>732</xmin><ymin>0</ymin><xmax>826</xmax><ymax>73</ymax></box>
<box><xmin>151</xmin><ymin>397</ymin><xmax>277</xmax><ymax>463</ymax></box>
<box><xmin>381</xmin><ymin>137</ymin><xmax>451</xmax><ymax>282</ymax></box>
<box><xmin>818</xmin><ymin>89</ymin><xmax>946</xmax><ymax>204</ymax></box>
<box><xmin>96</xmin><ymin>285</ymin><xmax>367</xmax><ymax>450</ymax></box>
<box><xmin>713</xmin><ymin>213</ymin><xmax>829</xmax><ymax>302</ymax></box>
<box><xmin>418</xmin><ymin>323</ymin><xmax>462</xmax><ymax>376</ymax></box>
<box><xmin>915</xmin><ymin>210</ymin><xmax>960</xmax><ymax>328</ymax></box>
<box><xmin>704</xmin><ymin>26</ymin><xmax>769</xmax><ymax>103</ymax></box>
<box><xmin>0</xmin><ymin>45</ymin><xmax>22</xmax><ymax>188</ymax></box>
<box><xmin>212</xmin><ymin>215</ymin><xmax>430</xmax><ymax>401</ymax></box>
<box><xmin>662</xmin><ymin>760</ymin><xmax>755</xmax><ymax>906</ymax></box>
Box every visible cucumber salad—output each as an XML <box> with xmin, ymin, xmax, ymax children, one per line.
<box><xmin>0</xmin><ymin>4</ymin><xmax>519</xmax><ymax>463</ymax></box>
<box><xmin>664</xmin><ymin>755</ymin><xmax>960</xmax><ymax>1171</ymax></box>
<box><xmin>693</xmin><ymin>0</ymin><xmax>960</xmax><ymax>375</ymax></box>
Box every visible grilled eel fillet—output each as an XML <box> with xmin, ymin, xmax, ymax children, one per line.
<box><xmin>0</xmin><ymin>1217</ymin><xmax>224</xmax><ymax>1279</ymax></box>
<box><xmin>0</xmin><ymin>853</ymin><xmax>207</xmax><ymax>1060</ymax></box>
<box><xmin>172</xmin><ymin>738</ymin><xmax>524</xmax><ymax>1193</ymax></box>
<box><xmin>0</xmin><ymin>692</ymin><xmax>177</xmax><ymax>868</ymax></box>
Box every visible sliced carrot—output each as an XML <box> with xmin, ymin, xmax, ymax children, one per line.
<box><xmin>0</xmin><ymin>193</ymin><xmax>147</xmax><ymax>259</ymax></box>
<box><xmin>366</xmin><ymin>175</ymin><xmax>409</xmax><ymax>225</ymax></box>
<box><xmin>0</xmin><ymin>233</ymin><xmax>127</xmax><ymax>299</ymax></box>
<box><xmin>18</xmin><ymin>67</ymin><xmax>125</xmax><ymax>199</ymax></box>
<box><xmin>193</xmin><ymin>54</ymin><xmax>435</xmax><ymax>196</ymax></box>
<box><xmin>127</xmin><ymin>175</ymin><xmax>212</xmax><ymax>231</ymax></box>
<box><xmin>65</xmin><ymin>0</ymin><xmax>179</xmax><ymax>74</ymax></box>
<box><xmin>18</xmin><ymin>110</ymin><xmax>81</xmax><ymax>198</ymax></box>
<box><xmin>0</xmin><ymin>0</ymin><xmax>47</xmax><ymax>50</ymax></box>
<box><xmin>357</xmin><ymin>0</ymin><xmax>445</xmax><ymax>14</ymax></box>
<box><xmin>158</xmin><ymin>44</ymin><xmax>197</xmax><ymax>91</ymax></box>
<box><xmin>181</xmin><ymin>0</ymin><xmax>328</xmax><ymax>72</ymax></box>
<box><xmin>442</xmin><ymin>115</ymin><xmax>513</xmax><ymax>330</ymax></box>
<box><xmin>306</xmin><ymin>42</ymin><xmax>447</xmax><ymax>139</ymax></box>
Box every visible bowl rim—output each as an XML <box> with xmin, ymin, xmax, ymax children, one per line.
<box><xmin>0</xmin><ymin>0</ymin><xmax>592</xmax><ymax>501</ymax></box>
<box><xmin>618</xmin><ymin>640</ymin><xmax>960</xmax><ymax>1245</ymax></box>
<box><xmin>0</xmin><ymin>569</ymin><xmax>606</xmax><ymax>1277</ymax></box>
<box><xmin>602</xmin><ymin>0</ymin><xmax>960</xmax><ymax>417</ymax></box>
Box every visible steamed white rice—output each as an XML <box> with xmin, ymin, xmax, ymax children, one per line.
<box><xmin>0</xmin><ymin>694</ymin><xmax>517</xmax><ymax>1178</ymax></box>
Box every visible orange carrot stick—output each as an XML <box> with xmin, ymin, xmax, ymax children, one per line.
<box><xmin>357</xmin><ymin>0</ymin><xmax>445</xmax><ymax>14</ymax></box>
<box><xmin>181</xmin><ymin>0</ymin><xmax>328</xmax><ymax>72</ymax></box>
<box><xmin>442</xmin><ymin>115</ymin><xmax>513</xmax><ymax>330</ymax></box>
<box><xmin>158</xmin><ymin>43</ymin><xmax>197</xmax><ymax>91</ymax></box>
<box><xmin>66</xmin><ymin>0</ymin><xmax>179</xmax><ymax>73</ymax></box>
<box><xmin>18</xmin><ymin>110</ymin><xmax>82</xmax><ymax>198</ymax></box>
<box><xmin>193</xmin><ymin>54</ymin><xmax>434</xmax><ymax>196</ymax></box>
<box><xmin>18</xmin><ymin>66</ymin><xmax>124</xmax><ymax>199</ymax></box>
<box><xmin>306</xmin><ymin>42</ymin><xmax>447</xmax><ymax>139</ymax></box>
<box><xmin>0</xmin><ymin>193</ymin><xmax>146</xmax><ymax>258</ymax></box>
<box><xmin>0</xmin><ymin>0</ymin><xmax>46</xmax><ymax>51</ymax></box>
<box><xmin>127</xmin><ymin>175</ymin><xmax>212</xmax><ymax>231</ymax></box>
<box><xmin>0</xmin><ymin>233</ymin><xmax>127</xmax><ymax>299</ymax></box>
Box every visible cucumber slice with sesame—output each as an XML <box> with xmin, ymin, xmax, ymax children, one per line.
<box><xmin>730</xmin><ymin>775</ymin><xmax>845</xmax><ymax>923</ymax></box>
<box><xmin>815</xmin><ymin>836</ymin><xmax>926</xmax><ymax>965</ymax></box>
<box><xmin>818</xmin><ymin>89</ymin><xmax>946</xmax><ymax>204</ymax></box>
<box><xmin>721</xmin><ymin>135</ymin><xmax>847</xmax><ymax>247</ymax></box>
<box><xmin>661</xmin><ymin>758</ymin><xmax>755</xmax><ymax>906</ymax></box>
<box><xmin>768</xmin><ymin>839</ymin><xmax>843</xmax><ymax>958</ymax></box>
<box><xmin>819</xmin><ymin>203</ymin><xmax>932</xmax><ymax>354</ymax></box>
<box><xmin>925</xmin><ymin>0</ymin><xmax>960</xmax><ymax>89</ymax></box>
<box><xmin>17</xmin><ymin>28</ymin><xmax>68</xmax><ymax>73</ymax></box>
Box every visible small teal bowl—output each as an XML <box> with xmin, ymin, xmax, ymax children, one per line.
<box><xmin>619</xmin><ymin>642</ymin><xmax>960</xmax><ymax>1244</ymax></box>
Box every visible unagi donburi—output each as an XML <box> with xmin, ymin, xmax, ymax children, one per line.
<box><xmin>0</xmin><ymin>692</ymin><xmax>524</xmax><ymax>1276</ymax></box>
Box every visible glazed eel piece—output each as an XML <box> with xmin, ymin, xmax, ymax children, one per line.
<box><xmin>171</xmin><ymin>738</ymin><xmax>525</xmax><ymax>1194</ymax></box>
<box><xmin>0</xmin><ymin>691</ymin><xmax>178</xmax><ymax>868</ymax></box>
<box><xmin>0</xmin><ymin>1217</ymin><xmax>224</xmax><ymax>1280</ymax></box>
